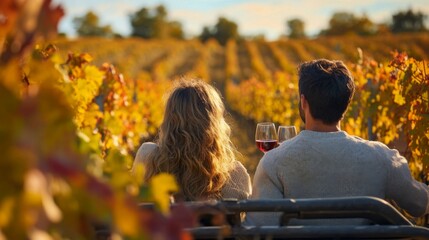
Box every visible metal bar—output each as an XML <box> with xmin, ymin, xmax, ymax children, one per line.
<box><xmin>177</xmin><ymin>196</ymin><xmax>412</xmax><ymax>226</ymax></box>
<box><xmin>188</xmin><ymin>225</ymin><xmax>429</xmax><ymax>239</ymax></box>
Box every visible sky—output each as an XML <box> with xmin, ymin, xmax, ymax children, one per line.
<box><xmin>52</xmin><ymin>0</ymin><xmax>429</xmax><ymax>40</ymax></box>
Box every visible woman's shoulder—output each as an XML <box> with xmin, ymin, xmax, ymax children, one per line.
<box><xmin>138</xmin><ymin>142</ymin><xmax>158</xmax><ymax>152</ymax></box>
<box><xmin>222</xmin><ymin>160</ymin><xmax>252</xmax><ymax>200</ymax></box>
<box><xmin>230</xmin><ymin>160</ymin><xmax>248</xmax><ymax>173</ymax></box>
<box><xmin>135</xmin><ymin>142</ymin><xmax>158</xmax><ymax>164</ymax></box>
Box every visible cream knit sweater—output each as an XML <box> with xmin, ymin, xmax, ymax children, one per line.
<box><xmin>246</xmin><ymin>130</ymin><xmax>429</xmax><ymax>226</ymax></box>
<box><xmin>133</xmin><ymin>142</ymin><xmax>252</xmax><ymax>200</ymax></box>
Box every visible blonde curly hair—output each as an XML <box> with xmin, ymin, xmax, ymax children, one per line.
<box><xmin>144</xmin><ymin>79</ymin><xmax>236</xmax><ymax>201</ymax></box>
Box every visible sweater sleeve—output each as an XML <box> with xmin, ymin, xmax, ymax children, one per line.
<box><xmin>385</xmin><ymin>148</ymin><xmax>429</xmax><ymax>217</ymax></box>
<box><xmin>245</xmin><ymin>154</ymin><xmax>284</xmax><ymax>226</ymax></box>
<box><xmin>221</xmin><ymin>161</ymin><xmax>252</xmax><ymax>200</ymax></box>
<box><xmin>132</xmin><ymin>142</ymin><xmax>157</xmax><ymax>173</ymax></box>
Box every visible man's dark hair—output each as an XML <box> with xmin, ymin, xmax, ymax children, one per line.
<box><xmin>298</xmin><ymin>59</ymin><xmax>355</xmax><ymax>125</ymax></box>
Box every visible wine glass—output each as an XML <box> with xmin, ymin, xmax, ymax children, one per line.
<box><xmin>278</xmin><ymin>125</ymin><xmax>297</xmax><ymax>144</ymax></box>
<box><xmin>255</xmin><ymin>122</ymin><xmax>278</xmax><ymax>153</ymax></box>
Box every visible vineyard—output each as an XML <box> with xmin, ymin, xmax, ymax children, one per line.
<box><xmin>7</xmin><ymin>31</ymin><xmax>429</xmax><ymax>238</ymax></box>
<box><xmin>2</xmin><ymin>1</ymin><xmax>429</xmax><ymax>238</ymax></box>
<box><xmin>51</xmin><ymin>34</ymin><xmax>429</xmax><ymax>175</ymax></box>
<box><xmin>2</xmin><ymin>21</ymin><xmax>429</xmax><ymax>237</ymax></box>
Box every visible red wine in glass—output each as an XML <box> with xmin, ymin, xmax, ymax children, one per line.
<box><xmin>256</xmin><ymin>140</ymin><xmax>278</xmax><ymax>152</ymax></box>
<box><xmin>255</xmin><ymin>122</ymin><xmax>278</xmax><ymax>153</ymax></box>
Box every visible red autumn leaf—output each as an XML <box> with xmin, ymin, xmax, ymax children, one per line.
<box><xmin>36</xmin><ymin>0</ymin><xmax>65</xmax><ymax>38</ymax></box>
<box><xmin>46</xmin><ymin>156</ymin><xmax>114</xmax><ymax>200</ymax></box>
<box><xmin>0</xmin><ymin>0</ymin><xmax>20</xmax><ymax>37</ymax></box>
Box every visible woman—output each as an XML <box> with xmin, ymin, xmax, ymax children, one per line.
<box><xmin>133</xmin><ymin>79</ymin><xmax>251</xmax><ymax>201</ymax></box>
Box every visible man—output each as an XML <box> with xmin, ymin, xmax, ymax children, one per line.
<box><xmin>246</xmin><ymin>59</ymin><xmax>429</xmax><ymax>226</ymax></box>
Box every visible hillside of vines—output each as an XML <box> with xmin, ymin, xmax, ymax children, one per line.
<box><xmin>3</xmin><ymin>31</ymin><xmax>428</xmax><ymax>237</ymax></box>
<box><xmin>4</xmin><ymin>1</ymin><xmax>428</xmax><ymax>237</ymax></box>
<box><xmin>50</xmin><ymin>34</ymin><xmax>429</xmax><ymax>176</ymax></box>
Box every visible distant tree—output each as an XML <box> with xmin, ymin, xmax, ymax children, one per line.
<box><xmin>320</xmin><ymin>12</ymin><xmax>376</xmax><ymax>36</ymax></box>
<box><xmin>250</xmin><ymin>34</ymin><xmax>266</xmax><ymax>41</ymax></box>
<box><xmin>391</xmin><ymin>9</ymin><xmax>427</xmax><ymax>33</ymax></box>
<box><xmin>57</xmin><ymin>32</ymin><xmax>67</xmax><ymax>38</ymax></box>
<box><xmin>199</xmin><ymin>17</ymin><xmax>239</xmax><ymax>45</ymax></box>
<box><xmin>169</xmin><ymin>21</ymin><xmax>184</xmax><ymax>39</ymax></box>
<box><xmin>214</xmin><ymin>17</ymin><xmax>239</xmax><ymax>45</ymax></box>
<box><xmin>199</xmin><ymin>26</ymin><xmax>213</xmax><ymax>42</ymax></box>
<box><xmin>130</xmin><ymin>7</ymin><xmax>153</xmax><ymax>38</ymax></box>
<box><xmin>113</xmin><ymin>33</ymin><xmax>124</xmax><ymax>39</ymax></box>
<box><xmin>287</xmin><ymin>18</ymin><xmax>306</xmax><ymax>39</ymax></box>
<box><xmin>376</xmin><ymin>23</ymin><xmax>391</xmax><ymax>35</ymax></box>
<box><xmin>130</xmin><ymin>5</ymin><xmax>184</xmax><ymax>39</ymax></box>
<box><xmin>328</xmin><ymin>12</ymin><xmax>355</xmax><ymax>35</ymax></box>
<box><xmin>355</xmin><ymin>15</ymin><xmax>377</xmax><ymax>35</ymax></box>
<box><xmin>152</xmin><ymin>5</ymin><xmax>168</xmax><ymax>38</ymax></box>
<box><xmin>73</xmin><ymin>11</ymin><xmax>113</xmax><ymax>37</ymax></box>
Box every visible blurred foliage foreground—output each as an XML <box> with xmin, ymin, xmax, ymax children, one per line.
<box><xmin>1</xmin><ymin>0</ymin><xmax>429</xmax><ymax>239</ymax></box>
<box><xmin>0</xmin><ymin>0</ymin><xmax>192</xmax><ymax>239</ymax></box>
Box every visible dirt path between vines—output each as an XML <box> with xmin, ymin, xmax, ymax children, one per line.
<box><xmin>236</xmin><ymin>42</ymin><xmax>253</xmax><ymax>80</ymax></box>
<box><xmin>174</xmin><ymin>45</ymin><xmax>200</xmax><ymax>77</ymax></box>
<box><xmin>257</xmin><ymin>41</ymin><xmax>282</xmax><ymax>73</ymax></box>
<box><xmin>208</xmin><ymin>45</ymin><xmax>262</xmax><ymax>178</ymax></box>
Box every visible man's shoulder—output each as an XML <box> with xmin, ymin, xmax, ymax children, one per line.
<box><xmin>259</xmin><ymin>147</ymin><xmax>283</xmax><ymax>171</ymax></box>
<box><xmin>346</xmin><ymin>134</ymin><xmax>402</xmax><ymax>162</ymax></box>
<box><xmin>351</xmin><ymin>135</ymin><xmax>392</xmax><ymax>149</ymax></box>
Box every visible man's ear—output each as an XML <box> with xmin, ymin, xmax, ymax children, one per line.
<box><xmin>300</xmin><ymin>94</ymin><xmax>306</xmax><ymax>109</ymax></box>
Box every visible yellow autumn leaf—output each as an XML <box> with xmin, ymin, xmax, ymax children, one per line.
<box><xmin>113</xmin><ymin>195</ymin><xmax>140</xmax><ymax>236</ymax></box>
<box><xmin>42</xmin><ymin>192</ymin><xmax>62</xmax><ymax>223</ymax></box>
<box><xmin>50</xmin><ymin>52</ymin><xmax>64</xmax><ymax>65</ymax></box>
<box><xmin>84</xmin><ymin>65</ymin><xmax>103</xmax><ymax>86</ymax></box>
<box><xmin>77</xmin><ymin>130</ymin><xmax>90</xmax><ymax>143</ymax></box>
<box><xmin>411</xmin><ymin>121</ymin><xmax>416</xmax><ymax>130</ymax></box>
<box><xmin>414</xmin><ymin>148</ymin><xmax>422</xmax><ymax>157</ymax></box>
<box><xmin>132</xmin><ymin>164</ymin><xmax>145</xmax><ymax>186</ymax></box>
<box><xmin>25</xmin><ymin>169</ymin><xmax>62</xmax><ymax>223</ymax></box>
<box><xmin>81</xmin><ymin>53</ymin><xmax>93</xmax><ymax>63</ymax></box>
<box><xmin>71</xmin><ymin>66</ymin><xmax>83</xmax><ymax>79</ymax></box>
<box><xmin>29</xmin><ymin>229</ymin><xmax>54</xmax><ymax>240</ymax></box>
<box><xmin>394</xmin><ymin>93</ymin><xmax>406</xmax><ymax>105</ymax></box>
<box><xmin>0</xmin><ymin>198</ymin><xmax>14</xmax><ymax>227</ymax></box>
<box><xmin>393</xmin><ymin>89</ymin><xmax>405</xmax><ymax>105</ymax></box>
<box><xmin>149</xmin><ymin>173</ymin><xmax>178</xmax><ymax>214</ymax></box>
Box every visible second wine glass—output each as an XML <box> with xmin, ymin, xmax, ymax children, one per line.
<box><xmin>255</xmin><ymin>122</ymin><xmax>278</xmax><ymax>153</ymax></box>
<box><xmin>278</xmin><ymin>125</ymin><xmax>297</xmax><ymax>143</ymax></box>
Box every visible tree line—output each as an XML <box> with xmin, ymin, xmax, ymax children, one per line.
<box><xmin>72</xmin><ymin>5</ymin><xmax>428</xmax><ymax>44</ymax></box>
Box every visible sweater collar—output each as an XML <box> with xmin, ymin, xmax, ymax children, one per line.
<box><xmin>299</xmin><ymin>130</ymin><xmax>348</xmax><ymax>139</ymax></box>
